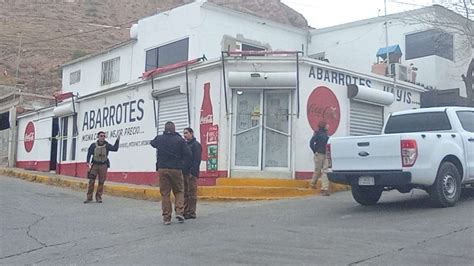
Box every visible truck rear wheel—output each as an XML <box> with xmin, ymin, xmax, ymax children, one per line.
<box><xmin>351</xmin><ymin>185</ymin><xmax>383</xmax><ymax>205</ymax></box>
<box><xmin>429</xmin><ymin>162</ymin><xmax>461</xmax><ymax>207</ymax></box>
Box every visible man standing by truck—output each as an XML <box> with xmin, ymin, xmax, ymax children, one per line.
<box><xmin>309</xmin><ymin>121</ymin><xmax>330</xmax><ymax>196</ymax></box>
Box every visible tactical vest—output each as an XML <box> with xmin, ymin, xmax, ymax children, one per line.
<box><xmin>93</xmin><ymin>142</ymin><xmax>108</xmax><ymax>163</ymax></box>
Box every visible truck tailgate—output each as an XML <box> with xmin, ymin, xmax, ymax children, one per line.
<box><xmin>330</xmin><ymin>135</ymin><xmax>402</xmax><ymax>171</ymax></box>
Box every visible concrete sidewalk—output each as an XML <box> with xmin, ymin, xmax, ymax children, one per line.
<box><xmin>0</xmin><ymin>167</ymin><xmax>350</xmax><ymax>201</ymax></box>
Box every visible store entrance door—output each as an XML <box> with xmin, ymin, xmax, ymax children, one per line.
<box><xmin>232</xmin><ymin>90</ymin><xmax>291</xmax><ymax>175</ymax></box>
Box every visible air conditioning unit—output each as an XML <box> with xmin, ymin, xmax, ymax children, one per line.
<box><xmin>235</xmin><ymin>41</ymin><xmax>243</xmax><ymax>52</ymax></box>
<box><xmin>390</xmin><ymin>63</ymin><xmax>408</xmax><ymax>82</ymax></box>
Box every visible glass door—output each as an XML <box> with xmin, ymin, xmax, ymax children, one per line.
<box><xmin>233</xmin><ymin>90</ymin><xmax>262</xmax><ymax>169</ymax></box>
<box><xmin>232</xmin><ymin>90</ymin><xmax>291</xmax><ymax>171</ymax></box>
<box><xmin>263</xmin><ymin>91</ymin><xmax>290</xmax><ymax>169</ymax></box>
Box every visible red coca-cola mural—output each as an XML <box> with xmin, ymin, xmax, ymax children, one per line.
<box><xmin>307</xmin><ymin>86</ymin><xmax>340</xmax><ymax>135</ymax></box>
<box><xmin>206</xmin><ymin>125</ymin><xmax>218</xmax><ymax>175</ymax></box>
<box><xmin>24</xmin><ymin>121</ymin><xmax>35</xmax><ymax>152</ymax></box>
<box><xmin>200</xmin><ymin>82</ymin><xmax>213</xmax><ymax>161</ymax></box>
<box><xmin>200</xmin><ymin>82</ymin><xmax>219</xmax><ymax>177</ymax></box>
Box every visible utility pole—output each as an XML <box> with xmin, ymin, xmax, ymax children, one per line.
<box><xmin>384</xmin><ymin>0</ymin><xmax>390</xmax><ymax>77</ymax></box>
<box><xmin>15</xmin><ymin>33</ymin><xmax>22</xmax><ymax>86</ymax></box>
<box><xmin>384</xmin><ymin>0</ymin><xmax>398</xmax><ymax>100</ymax></box>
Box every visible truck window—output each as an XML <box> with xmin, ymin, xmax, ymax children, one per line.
<box><xmin>456</xmin><ymin>111</ymin><xmax>474</xmax><ymax>132</ymax></box>
<box><xmin>384</xmin><ymin>112</ymin><xmax>452</xmax><ymax>133</ymax></box>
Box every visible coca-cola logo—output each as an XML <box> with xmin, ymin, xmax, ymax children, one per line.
<box><xmin>200</xmin><ymin>114</ymin><xmax>213</xmax><ymax>124</ymax></box>
<box><xmin>24</xmin><ymin>121</ymin><xmax>35</xmax><ymax>153</ymax></box>
<box><xmin>307</xmin><ymin>86</ymin><xmax>340</xmax><ymax>135</ymax></box>
<box><xmin>207</xmin><ymin>125</ymin><xmax>219</xmax><ymax>144</ymax></box>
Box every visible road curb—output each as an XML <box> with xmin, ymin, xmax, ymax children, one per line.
<box><xmin>0</xmin><ymin>168</ymin><xmax>350</xmax><ymax>201</ymax></box>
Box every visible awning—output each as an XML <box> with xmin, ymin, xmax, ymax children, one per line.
<box><xmin>53</xmin><ymin>102</ymin><xmax>77</xmax><ymax>117</ymax></box>
<box><xmin>347</xmin><ymin>84</ymin><xmax>394</xmax><ymax>106</ymax></box>
<box><xmin>228</xmin><ymin>72</ymin><xmax>296</xmax><ymax>88</ymax></box>
<box><xmin>151</xmin><ymin>83</ymin><xmax>188</xmax><ymax>99</ymax></box>
<box><xmin>142</xmin><ymin>55</ymin><xmax>207</xmax><ymax>79</ymax></box>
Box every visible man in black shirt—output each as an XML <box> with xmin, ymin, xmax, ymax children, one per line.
<box><xmin>309</xmin><ymin>121</ymin><xmax>330</xmax><ymax>196</ymax></box>
<box><xmin>150</xmin><ymin>121</ymin><xmax>192</xmax><ymax>225</ymax></box>
<box><xmin>182</xmin><ymin>127</ymin><xmax>202</xmax><ymax>219</ymax></box>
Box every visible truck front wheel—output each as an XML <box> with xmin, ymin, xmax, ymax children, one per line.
<box><xmin>351</xmin><ymin>185</ymin><xmax>383</xmax><ymax>205</ymax></box>
<box><xmin>429</xmin><ymin>162</ymin><xmax>461</xmax><ymax>207</ymax></box>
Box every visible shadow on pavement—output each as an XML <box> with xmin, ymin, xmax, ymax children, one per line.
<box><xmin>342</xmin><ymin>188</ymin><xmax>474</xmax><ymax>212</ymax></box>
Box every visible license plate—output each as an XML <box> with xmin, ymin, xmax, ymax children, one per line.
<box><xmin>358</xmin><ymin>176</ymin><xmax>375</xmax><ymax>186</ymax></box>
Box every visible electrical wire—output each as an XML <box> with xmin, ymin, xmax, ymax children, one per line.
<box><xmin>21</xmin><ymin>18</ymin><xmax>137</xmax><ymax>46</ymax></box>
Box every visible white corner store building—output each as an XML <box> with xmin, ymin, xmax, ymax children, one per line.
<box><xmin>15</xmin><ymin>1</ymin><xmax>425</xmax><ymax>185</ymax></box>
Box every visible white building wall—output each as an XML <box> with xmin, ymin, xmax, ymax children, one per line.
<box><xmin>309</xmin><ymin>11</ymin><xmax>471</xmax><ymax>96</ymax></box>
<box><xmin>18</xmin><ymin>57</ymin><xmax>426</xmax><ymax>181</ymax></box>
<box><xmin>295</xmin><ymin>61</ymin><xmax>422</xmax><ymax>174</ymax></box>
<box><xmin>62</xmin><ymin>43</ymin><xmax>134</xmax><ymax>97</ymax></box>
<box><xmin>62</xmin><ymin>2</ymin><xmax>308</xmax><ymax>98</ymax></box>
<box><xmin>16</xmin><ymin>109</ymin><xmax>54</xmax><ymax>166</ymax></box>
<box><xmin>76</xmin><ymin>83</ymin><xmax>156</xmax><ymax>172</ymax></box>
<box><xmin>129</xmin><ymin>2</ymin><xmax>202</xmax><ymax>82</ymax></box>
<box><xmin>71</xmin><ymin>63</ymin><xmax>226</xmax><ymax>175</ymax></box>
<box><xmin>129</xmin><ymin>2</ymin><xmax>307</xmax><ymax>84</ymax></box>
<box><xmin>194</xmin><ymin>5</ymin><xmax>307</xmax><ymax>56</ymax></box>
<box><xmin>310</xmin><ymin>21</ymin><xmax>393</xmax><ymax>74</ymax></box>
<box><xmin>45</xmin><ymin>1</ymin><xmax>448</xmax><ymax>182</ymax></box>
<box><xmin>192</xmin><ymin>67</ymin><xmax>228</xmax><ymax>172</ymax></box>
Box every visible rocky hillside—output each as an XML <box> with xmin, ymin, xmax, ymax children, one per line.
<box><xmin>0</xmin><ymin>0</ymin><xmax>307</xmax><ymax>96</ymax></box>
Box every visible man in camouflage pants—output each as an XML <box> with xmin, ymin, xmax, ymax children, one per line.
<box><xmin>84</xmin><ymin>131</ymin><xmax>120</xmax><ymax>203</ymax></box>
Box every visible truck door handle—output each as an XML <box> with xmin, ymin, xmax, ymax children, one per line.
<box><xmin>357</xmin><ymin>142</ymin><xmax>369</xmax><ymax>147</ymax></box>
<box><xmin>469</xmin><ymin>138</ymin><xmax>474</xmax><ymax>142</ymax></box>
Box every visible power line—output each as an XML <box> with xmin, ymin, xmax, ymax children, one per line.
<box><xmin>7</xmin><ymin>14</ymin><xmax>118</xmax><ymax>27</ymax></box>
<box><xmin>20</xmin><ymin>18</ymin><xmax>138</xmax><ymax>46</ymax></box>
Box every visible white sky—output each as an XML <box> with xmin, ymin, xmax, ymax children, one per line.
<box><xmin>281</xmin><ymin>0</ymin><xmax>435</xmax><ymax>28</ymax></box>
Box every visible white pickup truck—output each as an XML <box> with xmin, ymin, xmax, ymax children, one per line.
<box><xmin>327</xmin><ymin>107</ymin><xmax>474</xmax><ymax>207</ymax></box>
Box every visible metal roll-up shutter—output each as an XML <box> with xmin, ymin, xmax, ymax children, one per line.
<box><xmin>157</xmin><ymin>93</ymin><xmax>189</xmax><ymax>134</ymax></box>
<box><xmin>350</xmin><ymin>101</ymin><xmax>384</xmax><ymax>136</ymax></box>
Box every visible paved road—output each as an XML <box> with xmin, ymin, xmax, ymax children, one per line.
<box><xmin>1</xmin><ymin>175</ymin><xmax>473</xmax><ymax>265</ymax></box>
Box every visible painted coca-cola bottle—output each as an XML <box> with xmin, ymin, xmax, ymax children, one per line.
<box><xmin>200</xmin><ymin>82</ymin><xmax>213</xmax><ymax>161</ymax></box>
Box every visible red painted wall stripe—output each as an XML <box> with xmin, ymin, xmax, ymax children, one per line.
<box><xmin>16</xmin><ymin>161</ymin><xmax>307</xmax><ymax>185</ymax></box>
<box><xmin>295</xmin><ymin>171</ymin><xmax>313</xmax><ymax>180</ymax></box>
<box><xmin>16</xmin><ymin>161</ymin><xmax>50</xmax><ymax>172</ymax></box>
<box><xmin>54</xmin><ymin>162</ymin><xmax>224</xmax><ymax>186</ymax></box>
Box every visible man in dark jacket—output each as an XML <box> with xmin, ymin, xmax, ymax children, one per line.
<box><xmin>182</xmin><ymin>127</ymin><xmax>202</xmax><ymax>219</ymax></box>
<box><xmin>85</xmin><ymin>131</ymin><xmax>120</xmax><ymax>203</ymax></box>
<box><xmin>150</xmin><ymin>121</ymin><xmax>192</xmax><ymax>225</ymax></box>
<box><xmin>309</xmin><ymin>120</ymin><xmax>330</xmax><ymax>195</ymax></box>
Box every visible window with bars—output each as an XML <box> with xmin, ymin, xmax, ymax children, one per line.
<box><xmin>101</xmin><ymin>57</ymin><xmax>120</xmax><ymax>85</ymax></box>
<box><xmin>69</xmin><ymin>70</ymin><xmax>81</xmax><ymax>85</ymax></box>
